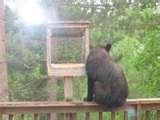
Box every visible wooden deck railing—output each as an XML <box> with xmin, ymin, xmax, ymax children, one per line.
<box><xmin>0</xmin><ymin>98</ymin><xmax>160</xmax><ymax>120</ymax></box>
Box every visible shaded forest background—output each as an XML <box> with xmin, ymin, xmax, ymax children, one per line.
<box><xmin>5</xmin><ymin>0</ymin><xmax>160</xmax><ymax>101</ymax></box>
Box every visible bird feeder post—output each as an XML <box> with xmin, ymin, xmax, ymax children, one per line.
<box><xmin>46</xmin><ymin>21</ymin><xmax>90</xmax><ymax>120</ymax></box>
<box><xmin>64</xmin><ymin>76</ymin><xmax>73</xmax><ymax>100</ymax></box>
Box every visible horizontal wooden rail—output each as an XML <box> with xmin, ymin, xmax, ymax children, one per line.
<box><xmin>0</xmin><ymin>98</ymin><xmax>159</xmax><ymax>113</ymax></box>
<box><xmin>0</xmin><ymin>98</ymin><xmax>160</xmax><ymax>120</ymax></box>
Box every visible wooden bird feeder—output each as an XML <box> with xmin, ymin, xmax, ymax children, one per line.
<box><xmin>47</xmin><ymin>21</ymin><xmax>90</xmax><ymax>77</ymax></box>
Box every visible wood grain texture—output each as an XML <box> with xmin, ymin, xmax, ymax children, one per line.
<box><xmin>0</xmin><ymin>99</ymin><xmax>159</xmax><ymax>114</ymax></box>
<box><xmin>0</xmin><ymin>0</ymin><xmax>8</xmax><ymax>102</ymax></box>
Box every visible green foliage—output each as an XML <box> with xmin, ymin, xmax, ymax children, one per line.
<box><xmin>6</xmin><ymin>7</ymin><xmax>48</xmax><ymax>101</ymax></box>
<box><xmin>135</xmin><ymin>28</ymin><xmax>160</xmax><ymax>97</ymax></box>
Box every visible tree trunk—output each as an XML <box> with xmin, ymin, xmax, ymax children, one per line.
<box><xmin>0</xmin><ymin>0</ymin><xmax>8</xmax><ymax>101</ymax></box>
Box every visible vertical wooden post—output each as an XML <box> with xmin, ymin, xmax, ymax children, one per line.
<box><xmin>47</xmin><ymin>77</ymin><xmax>57</xmax><ymax>120</ymax></box>
<box><xmin>47</xmin><ymin>113</ymin><xmax>51</xmax><ymax>120</ymax></box>
<box><xmin>157</xmin><ymin>110</ymin><xmax>160</xmax><ymax>120</ymax></box>
<box><xmin>34</xmin><ymin>113</ymin><xmax>38</xmax><ymax>120</ymax></box>
<box><xmin>20</xmin><ymin>114</ymin><xmax>24</xmax><ymax>120</ymax></box>
<box><xmin>0</xmin><ymin>0</ymin><xmax>8</xmax><ymax>102</ymax></box>
<box><xmin>69</xmin><ymin>113</ymin><xmax>77</xmax><ymax>120</ymax></box>
<box><xmin>136</xmin><ymin>104</ymin><xmax>141</xmax><ymax>120</ymax></box>
<box><xmin>58</xmin><ymin>113</ymin><xmax>65</xmax><ymax>120</ymax></box>
<box><xmin>85</xmin><ymin>112</ymin><xmax>90</xmax><ymax>120</ymax></box>
<box><xmin>111</xmin><ymin>112</ymin><xmax>116</xmax><ymax>120</ymax></box>
<box><xmin>9</xmin><ymin>114</ymin><xmax>13</xmax><ymax>120</ymax></box>
<box><xmin>46</xmin><ymin>28</ymin><xmax>52</xmax><ymax>74</ymax></box>
<box><xmin>85</xmin><ymin>28</ymin><xmax>89</xmax><ymax>61</ymax></box>
<box><xmin>145</xmin><ymin>111</ymin><xmax>150</xmax><ymax>120</ymax></box>
<box><xmin>0</xmin><ymin>113</ymin><xmax>2</xmax><ymax>120</ymax></box>
<box><xmin>99</xmin><ymin>112</ymin><xmax>103</xmax><ymax>120</ymax></box>
<box><xmin>64</xmin><ymin>77</ymin><xmax>77</xmax><ymax>120</ymax></box>
<box><xmin>124</xmin><ymin>111</ymin><xmax>128</xmax><ymax>120</ymax></box>
<box><xmin>64</xmin><ymin>77</ymin><xmax>73</xmax><ymax>99</ymax></box>
<box><xmin>47</xmin><ymin>29</ymin><xmax>57</xmax><ymax>120</ymax></box>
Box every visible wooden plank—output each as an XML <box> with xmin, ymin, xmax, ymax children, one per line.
<box><xmin>85</xmin><ymin>28</ymin><xmax>89</xmax><ymax>60</ymax></box>
<box><xmin>51</xmin><ymin>64</ymin><xmax>85</xmax><ymax>68</ymax></box>
<box><xmin>46</xmin><ymin>28</ymin><xmax>52</xmax><ymax>74</ymax></box>
<box><xmin>64</xmin><ymin>77</ymin><xmax>73</xmax><ymax>99</ymax></box>
<box><xmin>136</xmin><ymin>105</ymin><xmax>141</xmax><ymax>120</ymax></box>
<box><xmin>85</xmin><ymin>112</ymin><xmax>90</xmax><ymax>120</ymax></box>
<box><xmin>65</xmin><ymin>113</ymin><xmax>69</xmax><ymax>120</ymax></box>
<box><xmin>48</xmin><ymin>65</ymin><xmax>85</xmax><ymax>77</ymax></box>
<box><xmin>20</xmin><ymin>114</ymin><xmax>24</xmax><ymax>120</ymax></box>
<box><xmin>157</xmin><ymin>110</ymin><xmax>160</xmax><ymax>120</ymax></box>
<box><xmin>111</xmin><ymin>112</ymin><xmax>116</xmax><ymax>120</ymax></box>
<box><xmin>9</xmin><ymin>114</ymin><xmax>13</xmax><ymax>120</ymax></box>
<box><xmin>47</xmin><ymin>21</ymin><xmax>90</xmax><ymax>25</ymax></box>
<box><xmin>34</xmin><ymin>113</ymin><xmax>38</xmax><ymax>120</ymax></box>
<box><xmin>48</xmin><ymin>25</ymin><xmax>89</xmax><ymax>28</ymax></box>
<box><xmin>0</xmin><ymin>113</ymin><xmax>2</xmax><ymax>120</ymax></box>
<box><xmin>69</xmin><ymin>113</ymin><xmax>77</xmax><ymax>120</ymax></box>
<box><xmin>124</xmin><ymin>111</ymin><xmax>128</xmax><ymax>120</ymax></box>
<box><xmin>99</xmin><ymin>112</ymin><xmax>103</xmax><ymax>120</ymax></box>
<box><xmin>145</xmin><ymin>111</ymin><xmax>150</xmax><ymax>120</ymax></box>
<box><xmin>0</xmin><ymin>0</ymin><xmax>8</xmax><ymax>102</ymax></box>
<box><xmin>58</xmin><ymin>113</ymin><xmax>65</xmax><ymax>120</ymax></box>
<box><xmin>47</xmin><ymin>113</ymin><xmax>51</xmax><ymax>120</ymax></box>
<box><xmin>0</xmin><ymin>99</ymin><xmax>160</xmax><ymax>114</ymax></box>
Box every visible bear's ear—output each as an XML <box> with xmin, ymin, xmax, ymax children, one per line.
<box><xmin>105</xmin><ymin>43</ymin><xmax>112</xmax><ymax>52</ymax></box>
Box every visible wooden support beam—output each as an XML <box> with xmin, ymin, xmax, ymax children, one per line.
<box><xmin>145</xmin><ymin>111</ymin><xmax>150</xmax><ymax>120</ymax></box>
<box><xmin>157</xmin><ymin>110</ymin><xmax>160</xmax><ymax>120</ymax></box>
<box><xmin>0</xmin><ymin>113</ymin><xmax>2</xmax><ymax>120</ymax></box>
<box><xmin>20</xmin><ymin>114</ymin><xmax>24</xmax><ymax>120</ymax></box>
<box><xmin>136</xmin><ymin>104</ymin><xmax>141</xmax><ymax>120</ymax></box>
<box><xmin>111</xmin><ymin>111</ymin><xmax>116</xmax><ymax>120</ymax></box>
<box><xmin>47</xmin><ymin>113</ymin><xmax>51</xmax><ymax>120</ymax></box>
<box><xmin>9</xmin><ymin>114</ymin><xmax>13</xmax><ymax>120</ymax></box>
<box><xmin>124</xmin><ymin>111</ymin><xmax>128</xmax><ymax>120</ymax></box>
<box><xmin>99</xmin><ymin>112</ymin><xmax>103</xmax><ymax>120</ymax></box>
<box><xmin>85</xmin><ymin>112</ymin><xmax>90</xmax><ymax>120</ymax></box>
<box><xmin>64</xmin><ymin>77</ymin><xmax>73</xmax><ymax>100</ymax></box>
<box><xmin>0</xmin><ymin>0</ymin><xmax>8</xmax><ymax>102</ymax></box>
<box><xmin>64</xmin><ymin>76</ymin><xmax>77</xmax><ymax>120</ymax></box>
<box><xmin>34</xmin><ymin>113</ymin><xmax>38</xmax><ymax>120</ymax></box>
<box><xmin>71</xmin><ymin>113</ymin><xmax>77</xmax><ymax>120</ymax></box>
<box><xmin>85</xmin><ymin>28</ymin><xmax>89</xmax><ymax>60</ymax></box>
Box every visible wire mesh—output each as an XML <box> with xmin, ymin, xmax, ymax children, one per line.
<box><xmin>50</xmin><ymin>28</ymin><xmax>85</xmax><ymax>64</ymax></box>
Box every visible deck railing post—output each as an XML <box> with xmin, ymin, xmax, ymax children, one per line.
<box><xmin>157</xmin><ymin>110</ymin><xmax>160</xmax><ymax>120</ymax></box>
<box><xmin>20</xmin><ymin>114</ymin><xmax>24</xmax><ymax>120</ymax></box>
<box><xmin>34</xmin><ymin>113</ymin><xmax>38</xmax><ymax>120</ymax></box>
<box><xmin>0</xmin><ymin>113</ymin><xmax>2</xmax><ymax>120</ymax></box>
<box><xmin>124</xmin><ymin>111</ymin><xmax>128</xmax><ymax>120</ymax></box>
<box><xmin>64</xmin><ymin>77</ymin><xmax>77</xmax><ymax>120</ymax></box>
<box><xmin>145</xmin><ymin>111</ymin><xmax>150</xmax><ymax>120</ymax></box>
<box><xmin>136</xmin><ymin>104</ymin><xmax>141</xmax><ymax>120</ymax></box>
<box><xmin>85</xmin><ymin>112</ymin><xmax>90</xmax><ymax>120</ymax></box>
<box><xmin>111</xmin><ymin>111</ymin><xmax>116</xmax><ymax>120</ymax></box>
<box><xmin>47</xmin><ymin>113</ymin><xmax>51</xmax><ymax>120</ymax></box>
<box><xmin>99</xmin><ymin>112</ymin><xmax>103</xmax><ymax>120</ymax></box>
<box><xmin>9</xmin><ymin>114</ymin><xmax>13</xmax><ymax>120</ymax></box>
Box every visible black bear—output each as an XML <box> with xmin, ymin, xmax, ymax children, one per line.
<box><xmin>86</xmin><ymin>43</ymin><xmax>128</xmax><ymax>108</ymax></box>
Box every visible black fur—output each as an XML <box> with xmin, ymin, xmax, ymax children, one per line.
<box><xmin>86</xmin><ymin>43</ymin><xmax>128</xmax><ymax>108</ymax></box>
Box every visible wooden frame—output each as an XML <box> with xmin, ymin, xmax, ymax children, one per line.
<box><xmin>46</xmin><ymin>21</ymin><xmax>90</xmax><ymax>77</ymax></box>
